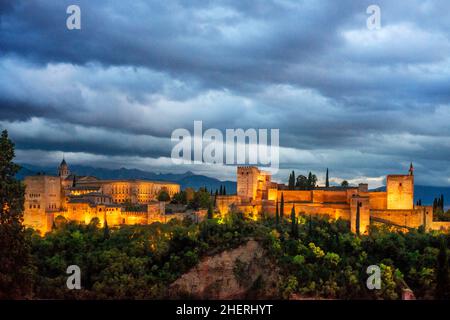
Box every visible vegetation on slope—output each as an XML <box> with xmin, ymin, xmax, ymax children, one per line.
<box><xmin>19</xmin><ymin>213</ymin><xmax>450</xmax><ymax>299</ymax></box>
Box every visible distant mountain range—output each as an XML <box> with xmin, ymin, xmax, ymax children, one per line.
<box><xmin>16</xmin><ymin>164</ymin><xmax>237</xmax><ymax>194</ymax></box>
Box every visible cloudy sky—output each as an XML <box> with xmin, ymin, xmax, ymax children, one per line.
<box><xmin>1</xmin><ymin>0</ymin><xmax>450</xmax><ymax>187</ymax></box>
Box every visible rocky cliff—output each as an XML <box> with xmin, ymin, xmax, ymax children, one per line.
<box><xmin>169</xmin><ymin>239</ymin><xmax>280</xmax><ymax>299</ymax></box>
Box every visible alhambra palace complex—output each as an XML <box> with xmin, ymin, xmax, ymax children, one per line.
<box><xmin>23</xmin><ymin>159</ymin><xmax>449</xmax><ymax>234</ymax></box>
<box><xmin>24</xmin><ymin>159</ymin><xmax>181</xmax><ymax>233</ymax></box>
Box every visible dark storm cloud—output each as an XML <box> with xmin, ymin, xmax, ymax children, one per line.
<box><xmin>1</xmin><ymin>0</ymin><xmax>450</xmax><ymax>185</ymax></box>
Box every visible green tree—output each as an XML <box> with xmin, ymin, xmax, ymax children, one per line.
<box><xmin>341</xmin><ymin>180</ymin><xmax>349</xmax><ymax>187</ymax></box>
<box><xmin>214</xmin><ymin>189</ymin><xmax>218</xmax><ymax>206</ymax></box>
<box><xmin>103</xmin><ymin>219</ymin><xmax>110</xmax><ymax>240</ymax></box>
<box><xmin>290</xmin><ymin>205</ymin><xmax>298</xmax><ymax>238</ymax></box>
<box><xmin>325</xmin><ymin>168</ymin><xmax>329</xmax><ymax>188</ymax></box>
<box><xmin>0</xmin><ymin>130</ymin><xmax>34</xmax><ymax>299</ymax></box>
<box><xmin>307</xmin><ymin>172</ymin><xmax>317</xmax><ymax>189</ymax></box>
<box><xmin>288</xmin><ymin>171</ymin><xmax>295</xmax><ymax>190</ymax></box>
<box><xmin>171</xmin><ymin>191</ymin><xmax>187</xmax><ymax>205</ymax></box>
<box><xmin>356</xmin><ymin>202</ymin><xmax>361</xmax><ymax>236</ymax></box>
<box><xmin>207</xmin><ymin>203</ymin><xmax>214</xmax><ymax>219</ymax></box>
<box><xmin>157</xmin><ymin>189</ymin><xmax>171</xmax><ymax>202</ymax></box>
<box><xmin>275</xmin><ymin>200</ymin><xmax>279</xmax><ymax>226</ymax></box>
<box><xmin>280</xmin><ymin>193</ymin><xmax>284</xmax><ymax>219</ymax></box>
<box><xmin>188</xmin><ymin>188</ymin><xmax>211</xmax><ymax>210</ymax></box>
<box><xmin>296</xmin><ymin>175</ymin><xmax>308</xmax><ymax>188</ymax></box>
<box><xmin>435</xmin><ymin>237</ymin><xmax>450</xmax><ymax>299</ymax></box>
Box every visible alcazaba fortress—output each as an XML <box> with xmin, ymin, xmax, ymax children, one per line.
<box><xmin>23</xmin><ymin>159</ymin><xmax>450</xmax><ymax>234</ymax></box>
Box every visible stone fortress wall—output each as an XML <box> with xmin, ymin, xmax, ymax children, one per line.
<box><xmin>23</xmin><ymin>159</ymin><xmax>181</xmax><ymax>234</ymax></box>
<box><xmin>22</xmin><ymin>160</ymin><xmax>450</xmax><ymax>235</ymax></box>
<box><xmin>217</xmin><ymin>165</ymin><xmax>449</xmax><ymax>234</ymax></box>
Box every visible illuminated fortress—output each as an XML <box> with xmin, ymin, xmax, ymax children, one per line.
<box><xmin>23</xmin><ymin>159</ymin><xmax>449</xmax><ymax>234</ymax></box>
<box><xmin>23</xmin><ymin>159</ymin><xmax>180</xmax><ymax>233</ymax></box>
<box><xmin>217</xmin><ymin>165</ymin><xmax>449</xmax><ymax>233</ymax></box>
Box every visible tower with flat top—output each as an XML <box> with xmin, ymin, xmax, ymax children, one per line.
<box><xmin>386</xmin><ymin>163</ymin><xmax>414</xmax><ymax>210</ymax></box>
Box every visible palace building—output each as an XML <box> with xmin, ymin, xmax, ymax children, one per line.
<box><xmin>23</xmin><ymin>159</ymin><xmax>181</xmax><ymax>233</ymax></box>
<box><xmin>23</xmin><ymin>159</ymin><xmax>449</xmax><ymax>235</ymax></box>
<box><xmin>217</xmin><ymin>165</ymin><xmax>448</xmax><ymax>234</ymax></box>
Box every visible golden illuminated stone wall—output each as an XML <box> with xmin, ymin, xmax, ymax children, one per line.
<box><xmin>216</xmin><ymin>195</ymin><xmax>241</xmax><ymax>215</ymax></box>
<box><xmin>76</xmin><ymin>180</ymin><xmax>180</xmax><ymax>204</ymax></box>
<box><xmin>62</xmin><ymin>201</ymin><xmax>168</xmax><ymax>227</ymax></box>
<box><xmin>369</xmin><ymin>191</ymin><xmax>387</xmax><ymax>210</ymax></box>
<box><xmin>279</xmin><ymin>202</ymin><xmax>351</xmax><ymax>221</ymax></box>
<box><xmin>63</xmin><ymin>202</ymin><xmax>106</xmax><ymax>225</ymax></box>
<box><xmin>370</xmin><ymin>206</ymin><xmax>431</xmax><ymax>229</ymax></box>
<box><xmin>429</xmin><ymin>221</ymin><xmax>450</xmax><ymax>231</ymax></box>
<box><xmin>23</xmin><ymin>175</ymin><xmax>61</xmax><ymax>233</ymax></box>
<box><xmin>237</xmin><ymin>167</ymin><xmax>271</xmax><ymax>202</ymax></box>
<box><xmin>387</xmin><ymin>175</ymin><xmax>414</xmax><ymax>210</ymax></box>
<box><xmin>350</xmin><ymin>196</ymin><xmax>370</xmax><ymax>234</ymax></box>
<box><xmin>278</xmin><ymin>190</ymin><xmax>312</xmax><ymax>202</ymax></box>
<box><xmin>275</xmin><ymin>188</ymin><xmax>359</xmax><ymax>205</ymax></box>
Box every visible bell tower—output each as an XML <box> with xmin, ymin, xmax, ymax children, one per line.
<box><xmin>58</xmin><ymin>157</ymin><xmax>70</xmax><ymax>179</ymax></box>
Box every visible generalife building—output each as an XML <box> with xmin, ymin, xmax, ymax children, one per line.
<box><xmin>23</xmin><ymin>159</ymin><xmax>181</xmax><ymax>233</ymax></box>
<box><xmin>217</xmin><ymin>165</ymin><xmax>449</xmax><ymax>233</ymax></box>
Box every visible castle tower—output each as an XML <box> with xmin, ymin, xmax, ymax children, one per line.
<box><xmin>237</xmin><ymin>166</ymin><xmax>272</xmax><ymax>202</ymax></box>
<box><xmin>386</xmin><ymin>164</ymin><xmax>414</xmax><ymax>210</ymax></box>
<box><xmin>58</xmin><ymin>157</ymin><xmax>70</xmax><ymax>179</ymax></box>
<box><xmin>350</xmin><ymin>195</ymin><xmax>370</xmax><ymax>235</ymax></box>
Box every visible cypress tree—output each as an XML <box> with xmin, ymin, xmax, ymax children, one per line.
<box><xmin>307</xmin><ymin>172</ymin><xmax>313</xmax><ymax>189</ymax></box>
<box><xmin>440</xmin><ymin>194</ymin><xmax>444</xmax><ymax>210</ymax></box>
<box><xmin>103</xmin><ymin>219</ymin><xmax>110</xmax><ymax>240</ymax></box>
<box><xmin>0</xmin><ymin>130</ymin><xmax>34</xmax><ymax>299</ymax></box>
<box><xmin>207</xmin><ymin>203</ymin><xmax>214</xmax><ymax>219</ymax></box>
<box><xmin>325</xmin><ymin>168</ymin><xmax>329</xmax><ymax>188</ymax></box>
<box><xmin>280</xmin><ymin>193</ymin><xmax>284</xmax><ymax>219</ymax></box>
<box><xmin>219</xmin><ymin>185</ymin><xmax>223</xmax><ymax>195</ymax></box>
<box><xmin>356</xmin><ymin>202</ymin><xmax>361</xmax><ymax>236</ymax></box>
<box><xmin>290</xmin><ymin>204</ymin><xmax>297</xmax><ymax>238</ymax></box>
<box><xmin>288</xmin><ymin>171</ymin><xmax>295</xmax><ymax>190</ymax></box>
<box><xmin>275</xmin><ymin>200</ymin><xmax>279</xmax><ymax>226</ymax></box>
<box><xmin>288</xmin><ymin>172</ymin><xmax>291</xmax><ymax>189</ymax></box>
<box><xmin>223</xmin><ymin>186</ymin><xmax>226</xmax><ymax>195</ymax></box>
<box><xmin>308</xmin><ymin>214</ymin><xmax>312</xmax><ymax>236</ymax></box>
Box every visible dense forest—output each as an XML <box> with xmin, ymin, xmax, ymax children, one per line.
<box><xmin>19</xmin><ymin>213</ymin><xmax>448</xmax><ymax>300</ymax></box>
